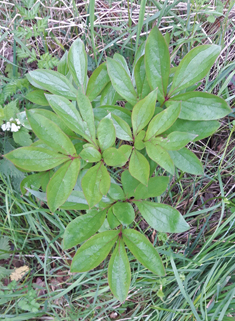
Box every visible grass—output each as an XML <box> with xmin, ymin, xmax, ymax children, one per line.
<box><xmin>1</xmin><ymin>0</ymin><xmax>235</xmax><ymax>320</ymax></box>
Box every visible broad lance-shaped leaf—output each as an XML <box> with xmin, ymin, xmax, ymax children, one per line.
<box><xmin>108</xmin><ymin>238</ymin><xmax>131</xmax><ymax>302</ymax></box>
<box><xmin>68</xmin><ymin>38</ymin><xmax>87</xmax><ymax>91</ymax></box>
<box><xmin>26</xmin><ymin>110</ymin><xmax>76</xmax><ymax>155</ymax></box>
<box><xmin>134</xmin><ymin>55</ymin><xmax>151</xmax><ymax>99</ymax></box>
<box><xmin>113</xmin><ymin>202</ymin><xmax>135</xmax><ymax>225</ymax></box>
<box><xmin>167</xmin><ymin>92</ymin><xmax>231</xmax><ymax>121</ymax></box>
<box><xmin>31</xmin><ymin>109</ymin><xmax>74</xmax><ymax>137</ymax></box>
<box><xmin>107</xmin><ymin>57</ymin><xmax>137</xmax><ymax>106</ymax></box>
<box><xmin>100</xmin><ymin>82</ymin><xmax>120</xmax><ymax>106</ymax></box>
<box><xmin>86</xmin><ymin>63</ymin><xmax>110</xmax><ymax>101</ymax></box>
<box><xmin>169</xmin><ymin>148</ymin><xmax>204</xmax><ymax>175</ymax></box>
<box><xmin>123</xmin><ymin>229</ymin><xmax>165</xmax><ymax>276</ymax></box>
<box><xmin>103</xmin><ymin>145</ymin><xmax>132</xmax><ymax>167</ymax></box>
<box><xmin>46</xmin><ymin>94</ymin><xmax>92</xmax><ymax>143</ymax></box>
<box><xmin>129</xmin><ymin>149</ymin><xmax>149</xmax><ymax>186</ymax></box>
<box><xmin>169</xmin><ymin>44</ymin><xmax>221</xmax><ymax>95</ymax></box>
<box><xmin>111</xmin><ymin>114</ymin><xmax>133</xmax><ymax>141</ymax></box>
<box><xmin>113</xmin><ymin>53</ymin><xmax>130</xmax><ymax>76</ymax></box>
<box><xmin>132</xmin><ymin>90</ymin><xmax>157</xmax><ymax>136</ymax></box>
<box><xmin>108</xmin><ymin>183</ymin><xmax>125</xmax><ymax>201</ymax></box>
<box><xmin>4</xmin><ymin>147</ymin><xmax>68</xmax><ymax>171</ymax></box>
<box><xmin>26</xmin><ymin>89</ymin><xmax>49</xmax><ymax>106</ymax></box>
<box><xmin>145</xmin><ymin>102</ymin><xmax>181</xmax><ymax>141</ymax></box>
<box><xmin>121</xmin><ymin>170</ymin><xmax>140</xmax><ymax>198</ymax></box>
<box><xmin>57</xmin><ymin>50</ymin><xmax>69</xmax><ymax>75</ymax></box>
<box><xmin>77</xmin><ymin>90</ymin><xmax>96</xmax><ymax>143</ymax></box>
<box><xmin>134</xmin><ymin>176</ymin><xmax>169</xmax><ymax>200</ymax></box>
<box><xmin>94</xmin><ymin>105</ymin><xmax>131</xmax><ymax>127</ymax></box>
<box><xmin>80</xmin><ymin>145</ymin><xmax>101</xmax><ymax>162</ymax></box>
<box><xmin>60</xmin><ymin>190</ymin><xmax>89</xmax><ymax>210</ymax></box>
<box><xmin>20</xmin><ymin>172</ymin><xmax>45</xmax><ymax>195</ymax></box>
<box><xmin>71</xmin><ymin>230</ymin><xmax>119</xmax><ymax>272</ymax></box>
<box><xmin>97</xmin><ymin>116</ymin><xmax>116</xmax><ymax>151</ymax></box>
<box><xmin>145</xmin><ymin>141</ymin><xmax>174</xmax><ymax>175</ymax></box>
<box><xmin>63</xmin><ymin>209</ymin><xmax>107</xmax><ymax>249</ymax></box>
<box><xmin>27</xmin><ymin>69</ymin><xmax>77</xmax><ymax>100</ymax></box>
<box><xmin>107</xmin><ymin>207</ymin><xmax>120</xmax><ymax>229</ymax></box>
<box><xmin>135</xmin><ymin>201</ymin><xmax>189</xmax><ymax>233</ymax></box>
<box><xmin>154</xmin><ymin>132</ymin><xmax>197</xmax><ymax>150</ymax></box>
<box><xmin>81</xmin><ymin>162</ymin><xmax>110</xmax><ymax>208</ymax></box>
<box><xmin>47</xmin><ymin>158</ymin><xmax>80</xmax><ymax>212</ymax></box>
<box><xmin>145</xmin><ymin>26</ymin><xmax>170</xmax><ymax>103</ymax></box>
<box><xmin>163</xmin><ymin>119</ymin><xmax>220</xmax><ymax>142</ymax></box>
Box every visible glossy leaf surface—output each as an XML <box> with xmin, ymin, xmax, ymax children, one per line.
<box><xmin>169</xmin><ymin>148</ymin><xmax>204</xmax><ymax>175</ymax></box>
<box><xmin>47</xmin><ymin>158</ymin><xmax>80</xmax><ymax>212</ymax></box>
<box><xmin>129</xmin><ymin>149</ymin><xmax>149</xmax><ymax>185</ymax></box>
<box><xmin>71</xmin><ymin>230</ymin><xmax>119</xmax><ymax>272</ymax></box>
<box><xmin>97</xmin><ymin>117</ymin><xmax>116</xmax><ymax>150</ymax></box>
<box><xmin>63</xmin><ymin>209</ymin><xmax>107</xmax><ymax>249</ymax></box>
<box><xmin>113</xmin><ymin>202</ymin><xmax>135</xmax><ymax>225</ymax></box>
<box><xmin>123</xmin><ymin>229</ymin><xmax>165</xmax><ymax>275</ymax></box>
<box><xmin>27</xmin><ymin>69</ymin><xmax>77</xmax><ymax>100</ymax></box>
<box><xmin>5</xmin><ymin>147</ymin><xmax>68</xmax><ymax>171</ymax></box>
<box><xmin>134</xmin><ymin>176</ymin><xmax>169</xmax><ymax>200</ymax></box>
<box><xmin>136</xmin><ymin>201</ymin><xmax>189</xmax><ymax>233</ymax></box>
<box><xmin>86</xmin><ymin>63</ymin><xmax>110</xmax><ymax>101</ymax></box>
<box><xmin>121</xmin><ymin>170</ymin><xmax>140</xmax><ymax>198</ymax></box>
<box><xmin>108</xmin><ymin>238</ymin><xmax>131</xmax><ymax>302</ymax></box>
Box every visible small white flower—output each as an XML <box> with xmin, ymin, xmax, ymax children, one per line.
<box><xmin>6</xmin><ymin>122</ymin><xmax>11</xmax><ymax>131</ymax></box>
<box><xmin>9</xmin><ymin>117</ymin><xmax>14</xmax><ymax>121</ymax></box>
<box><xmin>1</xmin><ymin>123</ymin><xmax>7</xmax><ymax>131</ymax></box>
<box><xmin>16</xmin><ymin>119</ymin><xmax>21</xmax><ymax>125</ymax></box>
<box><xmin>11</xmin><ymin>123</ymin><xmax>19</xmax><ymax>132</ymax></box>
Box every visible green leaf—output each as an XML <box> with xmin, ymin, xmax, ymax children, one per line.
<box><xmin>60</xmin><ymin>190</ymin><xmax>89</xmax><ymax>210</ymax></box>
<box><xmin>80</xmin><ymin>145</ymin><xmax>101</xmax><ymax>162</ymax></box>
<box><xmin>123</xmin><ymin>229</ymin><xmax>165</xmax><ymax>276</ymax></box>
<box><xmin>103</xmin><ymin>146</ymin><xmax>131</xmax><ymax>167</ymax></box>
<box><xmin>31</xmin><ymin>108</ymin><xmax>74</xmax><ymax>137</ymax></box>
<box><xmin>145</xmin><ymin>142</ymin><xmax>174</xmax><ymax>175</ymax></box>
<box><xmin>154</xmin><ymin>131</ymin><xmax>197</xmax><ymax>150</ymax></box>
<box><xmin>47</xmin><ymin>158</ymin><xmax>80</xmax><ymax>212</ymax></box>
<box><xmin>63</xmin><ymin>209</ymin><xmax>107</xmax><ymax>249</ymax></box>
<box><xmin>107</xmin><ymin>57</ymin><xmax>137</xmax><ymax>106</ymax></box>
<box><xmin>4</xmin><ymin>101</ymin><xmax>18</xmax><ymax>120</ymax></box>
<box><xmin>100</xmin><ymin>82</ymin><xmax>119</xmax><ymax>106</ymax></box>
<box><xmin>26</xmin><ymin>89</ymin><xmax>49</xmax><ymax>106</ymax></box>
<box><xmin>68</xmin><ymin>38</ymin><xmax>87</xmax><ymax>91</ymax></box>
<box><xmin>4</xmin><ymin>147</ymin><xmax>68</xmax><ymax>171</ymax></box>
<box><xmin>132</xmin><ymin>90</ymin><xmax>157</xmax><ymax>136</ymax></box>
<box><xmin>113</xmin><ymin>53</ymin><xmax>130</xmax><ymax>76</ymax></box>
<box><xmin>121</xmin><ymin>170</ymin><xmax>140</xmax><ymax>198</ymax></box>
<box><xmin>145</xmin><ymin>26</ymin><xmax>170</xmax><ymax>103</ymax></box>
<box><xmin>113</xmin><ymin>202</ymin><xmax>135</xmax><ymax>225</ymax></box>
<box><xmin>77</xmin><ymin>90</ymin><xmax>96</xmax><ymax>143</ymax></box>
<box><xmin>108</xmin><ymin>183</ymin><xmax>125</xmax><ymax>200</ymax></box>
<box><xmin>26</xmin><ymin>110</ymin><xmax>76</xmax><ymax>155</ymax></box>
<box><xmin>134</xmin><ymin>55</ymin><xmax>151</xmax><ymax>99</ymax></box>
<box><xmin>169</xmin><ymin>45</ymin><xmax>221</xmax><ymax>95</ymax></box>
<box><xmin>94</xmin><ymin>105</ymin><xmax>131</xmax><ymax>126</ymax></box>
<box><xmin>169</xmin><ymin>148</ymin><xmax>204</xmax><ymax>175</ymax></box>
<box><xmin>71</xmin><ymin>230</ymin><xmax>119</xmax><ymax>272</ymax></box>
<box><xmin>46</xmin><ymin>94</ymin><xmax>91</xmax><ymax>142</ymax></box>
<box><xmin>136</xmin><ymin>201</ymin><xmax>189</xmax><ymax>233</ymax></box>
<box><xmin>111</xmin><ymin>114</ymin><xmax>133</xmax><ymax>141</ymax></box>
<box><xmin>163</xmin><ymin>119</ymin><xmax>220</xmax><ymax>141</ymax></box>
<box><xmin>27</xmin><ymin>69</ymin><xmax>77</xmax><ymax>100</ymax></box>
<box><xmin>108</xmin><ymin>238</ymin><xmax>131</xmax><ymax>302</ymax></box>
<box><xmin>107</xmin><ymin>207</ymin><xmax>120</xmax><ymax>229</ymax></box>
<box><xmin>81</xmin><ymin>162</ymin><xmax>110</xmax><ymax>208</ymax></box>
<box><xmin>167</xmin><ymin>92</ymin><xmax>231</xmax><ymax>120</ymax></box>
<box><xmin>145</xmin><ymin>102</ymin><xmax>181</xmax><ymax>141</ymax></box>
<box><xmin>134</xmin><ymin>130</ymin><xmax>145</xmax><ymax>150</ymax></box>
<box><xmin>13</xmin><ymin>127</ymin><xmax>32</xmax><ymax>146</ymax></box>
<box><xmin>97</xmin><ymin>116</ymin><xmax>116</xmax><ymax>150</ymax></box>
<box><xmin>20</xmin><ymin>172</ymin><xmax>44</xmax><ymax>194</ymax></box>
<box><xmin>134</xmin><ymin>176</ymin><xmax>169</xmax><ymax>200</ymax></box>
<box><xmin>129</xmin><ymin>149</ymin><xmax>149</xmax><ymax>185</ymax></box>
<box><xmin>57</xmin><ymin>50</ymin><xmax>69</xmax><ymax>75</ymax></box>
<box><xmin>86</xmin><ymin>63</ymin><xmax>110</xmax><ymax>101</ymax></box>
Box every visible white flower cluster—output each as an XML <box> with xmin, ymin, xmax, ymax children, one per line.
<box><xmin>1</xmin><ymin>118</ymin><xmax>21</xmax><ymax>132</ymax></box>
